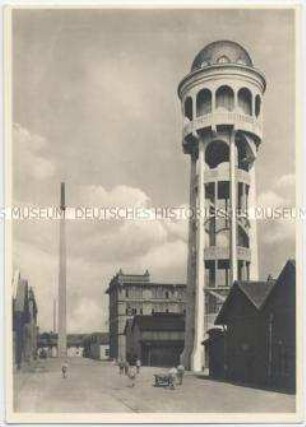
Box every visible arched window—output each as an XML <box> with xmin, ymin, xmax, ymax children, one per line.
<box><xmin>217</xmin><ymin>55</ymin><xmax>230</xmax><ymax>64</ymax></box>
<box><xmin>205</xmin><ymin>140</ymin><xmax>229</xmax><ymax>169</ymax></box>
<box><xmin>238</xmin><ymin>226</ymin><xmax>249</xmax><ymax>248</ymax></box>
<box><xmin>184</xmin><ymin>96</ymin><xmax>193</xmax><ymax>121</ymax></box>
<box><xmin>255</xmin><ymin>95</ymin><xmax>261</xmax><ymax>117</ymax></box>
<box><xmin>238</xmin><ymin>88</ymin><xmax>252</xmax><ymax>116</ymax></box>
<box><xmin>216</xmin><ymin>85</ymin><xmax>234</xmax><ymax>111</ymax></box>
<box><xmin>196</xmin><ymin>89</ymin><xmax>212</xmax><ymax>116</ymax></box>
<box><xmin>236</xmin><ymin>139</ymin><xmax>254</xmax><ymax>171</ymax></box>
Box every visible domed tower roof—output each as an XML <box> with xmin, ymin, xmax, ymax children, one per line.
<box><xmin>191</xmin><ymin>40</ymin><xmax>253</xmax><ymax>72</ymax></box>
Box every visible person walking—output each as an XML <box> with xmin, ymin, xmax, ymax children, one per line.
<box><xmin>136</xmin><ymin>358</ymin><xmax>141</xmax><ymax>374</ymax></box>
<box><xmin>124</xmin><ymin>360</ymin><xmax>130</xmax><ymax>375</ymax></box>
<box><xmin>118</xmin><ymin>359</ymin><xmax>124</xmax><ymax>375</ymax></box>
<box><xmin>61</xmin><ymin>360</ymin><xmax>68</xmax><ymax>379</ymax></box>
<box><xmin>168</xmin><ymin>367</ymin><xmax>177</xmax><ymax>390</ymax></box>
<box><xmin>177</xmin><ymin>364</ymin><xmax>185</xmax><ymax>385</ymax></box>
<box><xmin>127</xmin><ymin>365</ymin><xmax>137</xmax><ymax>388</ymax></box>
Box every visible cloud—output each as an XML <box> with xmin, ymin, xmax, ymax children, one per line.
<box><xmin>257</xmin><ymin>190</ymin><xmax>286</xmax><ymax>210</ymax></box>
<box><xmin>13</xmin><ymin>123</ymin><xmax>55</xmax><ymax>180</ymax></box>
<box><xmin>13</xmin><ymin>183</ymin><xmax>188</xmax><ymax>333</ymax></box>
<box><xmin>77</xmin><ymin>184</ymin><xmax>150</xmax><ymax>208</ymax></box>
<box><xmin>275</xmin><ymin>173</ymin><xmax>295</xmax><ymax>190</ymax></box>
<box><xmin>257</xmin><ymin>173</ymin><xmax>295</xmax><ymax>246</ymax></box>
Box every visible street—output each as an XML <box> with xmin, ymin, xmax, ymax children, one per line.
<box><xmin>14</xmin><ymin>357</ymin><xmax>295</xmax><ymax>413</ymax></box>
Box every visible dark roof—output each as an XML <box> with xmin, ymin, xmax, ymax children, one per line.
<box><xmin>237</xmin><ymin>280</ymin><xmax>275</xmax><ymax>309</ymax></box>
<box><xmin>215</xmin><ymin>280</ymin><xmax>275</xmax><ymax>324</ymax></box>
<box><xmin>261</xmin><ymin>259</ymin><xmax>295</xmax><ymax>310</ymax></box>
<box><xmin>215</xmin><ymin>259</ymin><xmax>296</xmax><ymax>325</ymax></box>
<box><xmin>191</xmin><ymin>40</ymin><xmax>253</xmax><ymax>72</ymax></box>
<box><xmin>133</xmin><ymin>312</ymin><xmax>185</xmax><ymax>332</ymax></box>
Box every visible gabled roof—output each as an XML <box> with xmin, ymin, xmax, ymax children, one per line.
<box><xmin>215</xmin><ymin>259</ymin><xmax>296</xmax><ymax>325</ymax></box>
<box><xmin>215</xmin><ymin>280</ymin><xmax>275</xmax><ymax>324</ymax></box>
<box><xmin>238</xmin><ymin>280</ymin><xmax>275</xmax><ymax>309</ymax></box>
<box><xmin>261</xmin><ymin>259</ymin><xmax>295</xmax><ymax>310</ymax></box>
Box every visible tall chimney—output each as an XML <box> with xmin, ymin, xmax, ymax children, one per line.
<box><xmin>57</xmin><ymin>182</ymin><xmax>67</xmax><ymax>357</ymax></box>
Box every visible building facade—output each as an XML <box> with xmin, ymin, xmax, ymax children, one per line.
<box><xmin>83</xmin><ymin>332</ymin><xmax>110</xmax><ymax>360</ymax></box>
<box><xmin>38</xmin><ymin>333</ymin><xmax>86</xmax><ymax>358</ymax></box>
<box><xmin>106</xmin><ymin>270</ymin><xmax>186</xmax><ymax>359</ymax></box>
<box><xmin>125</xmin><ymin>313</ymin><xmax>185</xmax><ymax>367</ymax></box>
<box><xmin>178</xmin><ymin>40</ymin><xmax>266</xmax><ymax>370</ymax></box>
<box><xmin>13</xmin><ymin>271</ymin><xmax>38</xmax><ymax>369</ymax></box>
<box><xmin>214</xmin><ymin>260</ymin><xmax>296</xmax><ymax>392</ymax></box>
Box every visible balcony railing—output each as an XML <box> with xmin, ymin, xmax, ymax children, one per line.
<box><xmin>183</xmin><ymin>111</ymin><xmax>262</xmax><ymax>139</ymax></box>
<box><xmin>204</xmin><ymin>246</ymin><xmax>251</xmax><ymax>261</ymax></box>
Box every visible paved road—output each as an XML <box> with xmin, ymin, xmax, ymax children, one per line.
<box><xmin>14</xmin><ymin>357</ymin><xmax>295</xmax><ymax>413</ymax></box>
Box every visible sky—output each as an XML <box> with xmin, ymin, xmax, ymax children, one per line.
<box><xmin>12</xmin><ymin>8</ymin><xmax>296</xmax><ymax>333</ymax></box>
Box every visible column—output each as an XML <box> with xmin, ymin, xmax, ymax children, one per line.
<box><xmin>216</xmin><ymin>260</ymin><xmax>223</xmax><ymax>288</ymax></box>
<box><xmin>212</xmin><ymin>90</ymin><xmax>216</xmax><ymax>113</ymax></box>
<box><xmin>234</xmin><ymin>90</ymin><xmax>238</xmax><ymax>112</ymax></box>
<box><xmin>229</xmin><ymin>132</ymin><xmax>238</xmax><ymax>283</ymax></box>
<box><xmin>58</xmin><ymin>183</ymin><xmax>67</xmax><ymax>358</ymax></box>
<box><xmin>252</xmin><ymin>92</ymin><xmax>256</xmax><ymax>117</ymax></box>
<box><xmin>249</xmin><ymin>164</ymin><xmax>259</xmax><ymax>279</ymax></box>
<box><xmin>241</xmin><ymin>182</ymin><xmax>246</xmax><ymax>214</ymax></box>
<box><xmin>181</xmin><ymin>149</ymin><xmax>197</xmax><ymax>369</ymax></box>
<box><xmin>191</xmin><ymin>138</ymin><xmax>206</xmax><ymax>372</ymax></box>
<box><xmin>192</xmin><ymin>95</ymin><xmax>197</xmax><ymax>120</ymax></box>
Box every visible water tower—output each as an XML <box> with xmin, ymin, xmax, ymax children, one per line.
<box><xmin>178</xmin><ymin>41</ymin><xmax>266</xmax><ymax>371</ymax></box>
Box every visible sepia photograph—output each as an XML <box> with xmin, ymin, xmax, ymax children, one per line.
<box><xmin>5</xmin><ymin>4</ymin><xmax>303</xmax><ymax>424</ymax></box>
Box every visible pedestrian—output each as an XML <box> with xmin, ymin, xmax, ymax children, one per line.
<box><xmin>168</xmin><ymin>367</ymin><xmax>177</xmax><ymax>390</ymax></box>
<box><xmin>136</xmin><ymin>358</ymin><xmax>141</xmax><ymax>374</ymax></box>
<box><xmin>177</xmin><ymin>364</ymin><xmax>185</xmax><ymax>385</ymax></box>
<box><xmin>127</xmin><ymin>365</ymin><xmax>137</xmax><ymax>388</ymax></box>
<box><xmin>118</xmin><ymin>359</ymin><xmax>124</xmax><ymax>375</ymax></box>
<box><xmin>61</xmin><ymin>360</ymin><xmax>68</xmax><ymax>379</ymax></box>
<box><xmin>124</xmin><ymin>360</ymin><xmax>130</xmax><ymax>375</ymax></box>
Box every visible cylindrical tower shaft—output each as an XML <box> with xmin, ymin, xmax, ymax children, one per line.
<box><xmin>58</xmin><ymin>182</ymin><xmax>67</xmax><ymax>358</ymax></box>
<box><xmin>178</xmin><ymin>40</ymin><xmax>266</xmax><ymax>371</ymax></box>
<box><xmin>191</xmin><ymin>138</ymin><xmax>206</xmax><ymax>371</ymax></box>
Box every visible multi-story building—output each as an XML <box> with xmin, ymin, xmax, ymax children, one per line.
<box><xmin>106</xmin><ymin>270</ymin><xmax>186</xmax><ymax>359</ymax></box>
<box><xmin>12</xmin><ymin>271</ymin><xmax>38</xmax><ymax>369</ymax></box>
<box><xmin>177</xmin><ymin>40</ymin><xmax>266</xmax><ymax>370</ymax></box>
<box><xmin>125</xmin><ymin>312</ymin><xmax>185</xmax><ymax>367</ymax></box>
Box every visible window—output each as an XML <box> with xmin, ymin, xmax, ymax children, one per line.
<box><xmin>196</xmin><ymin>88</ymin><xmax>212</xmax><ymax>116</ymax></box>
<box><xmin>184</xmin><ymin>97</ymin><xmax>193</xmax><ymax>121</ymax></box>
<box><xmin>205</xmin><ymin>141</ymin><xmax>229</xmax><ymax>169</ymax></box>
<box><xmin>238</xmin><ymin>87</ymin><xmax>252</xmax><ymax>116</ymax></box>
<box><xmin>140</xmin><ymin>308</ymin><xmax>143</xmax><ymax>315</ymax></box>
<box><xmin>125</xmin><ymin>289</ymin><xmax>129</xmax><ymax>298</ymax></box>
<box><xmin>238</xmin><ymin>260</ymin><xmax>243</xmax><ymax>281</ymax></box>
<box><xmin>165</xmin><ymin>291</ymin><xmax>169</xmax><ymax>299</ymax></box>
<box><xmin>217</xmin><ymin>55</ymin><xmax>230</xmax><ymax>64</ymax></box>
<box><xmin>216</xmin><ymin>85</ymin><xmax>234</xmax><ymax>111</ymax></box>
<box><xmin>205</xmin><ymin>261</ymin><xmax>216</xmax><ymax>288</ymax></box>
<box><xmin>255</xmin><ymin>95</ymin><xmax>261</xmax><ymax>117</ymax></box>
<box><xmin>238</xmin><ymin>226</ymin><xmax>249</xmax><ymax>248</ymax></box>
